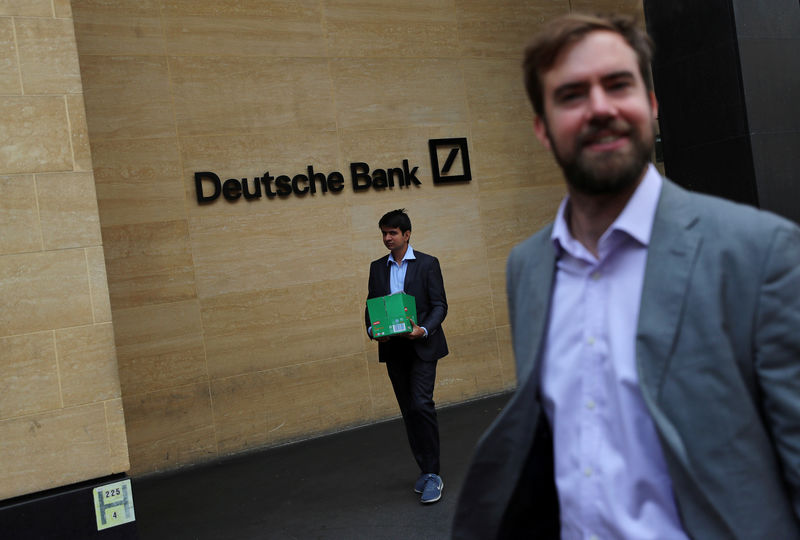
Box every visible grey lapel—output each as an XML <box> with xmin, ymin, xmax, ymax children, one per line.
<box><xmin>513</xmin><ymin>230</ymin><xmax>558</xmax><ymax>385</ymax></box>
<box><xmin>636</xmin><ymin>179</ymin><xmax>702</xmax><ymax>458</ymax></box>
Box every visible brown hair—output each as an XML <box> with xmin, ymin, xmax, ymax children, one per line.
<box><xmin>522</xmin><ymin>13</ymin><xmax>654</xmax><ymax>117</ymax></box>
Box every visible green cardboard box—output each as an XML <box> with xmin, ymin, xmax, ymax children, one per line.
<box><xmin>367</xmin><ymin>292</ymin><xmax>417</xmax><ymax>338</ymax></box>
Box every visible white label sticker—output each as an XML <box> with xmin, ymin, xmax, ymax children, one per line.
<box><xmin>93</xmin><ymin>479</ymin><xmax>135</xmax><ymax>530</ymax></box>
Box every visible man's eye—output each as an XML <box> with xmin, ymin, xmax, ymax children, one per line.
<box><xmin>557</xmin><ymin>91</ymin><xmax>584</xmax><ymax>103</ymax></box>
<box><xmin>608</xmin><ymin>80</ymin><xmax>632</xmax><ymax>92</ymax></box>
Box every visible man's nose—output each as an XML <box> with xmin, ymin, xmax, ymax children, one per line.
<box><xmin>588</xmin><ymin>86</ymin><xmax>615</xmax><ymax>117</ymax></box>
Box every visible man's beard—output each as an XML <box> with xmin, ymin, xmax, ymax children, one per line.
<box><xmin>547</xmin><ymin>117</ymin><xmax>654</xmax><ymax>196</ymax></box>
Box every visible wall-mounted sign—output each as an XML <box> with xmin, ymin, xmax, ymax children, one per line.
<box><xmin>194</xmin><ymin>138</ymin><xmax>471</xmax><ymax>204</ymax></box>
<box><xmin>429</xmin><ymin>137</ymin><xmax>472</xmax><ymax>184</ymax></box>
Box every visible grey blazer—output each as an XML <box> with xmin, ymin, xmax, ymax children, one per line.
<box><xmin>453</xmin><ymin>178</ymin><xmax>800</xmax><ymax>539</ymax></box>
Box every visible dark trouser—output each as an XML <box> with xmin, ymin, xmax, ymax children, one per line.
<box><xmin>385</xmin><ymin>349</ymin><xmax>440</xmax><ymax>475</ymax></box>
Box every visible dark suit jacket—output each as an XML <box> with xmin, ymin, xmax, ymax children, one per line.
<box><xmin>453</xmin><ymin>178</ymin><xmax>800</xmax><ymax>539</ymax></box>
<box><xmin>365</xmin><ymin>250</ymin><xmax>448</xmax><ymax>362</ymax></box>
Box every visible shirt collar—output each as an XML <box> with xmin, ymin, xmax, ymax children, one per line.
<box><xmin>386</xmin><ymin>245</ymin><xmax>416</xmax><ymax>265</ymax></box>
<box><xmin>551</xmin><ymin>163</ymin><xmax>663</xmax><ymax>255</ymax></box>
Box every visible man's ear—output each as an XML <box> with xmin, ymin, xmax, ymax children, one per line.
<box><xmin>533</xmin><ymin>115</ymin><xmax>552</xmax><ymax>150</ymax></box>
<box><xmin>649</xmin><ymin>91</ymin><xmax>658</xmax><ymax>120</ymax></box>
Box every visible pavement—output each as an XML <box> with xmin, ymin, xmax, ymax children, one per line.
<box><xmin>132</xmin><ymin>392</ymin><xmax>512</xmax><ymax>540</ymax></box>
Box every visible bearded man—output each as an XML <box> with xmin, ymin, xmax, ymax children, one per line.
<box><xmin>452</xmin><ymin>13</ymin><xmax>800</xmax><ymax>540</ymax></box>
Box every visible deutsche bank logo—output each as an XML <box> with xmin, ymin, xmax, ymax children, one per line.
<box><xmin>428</xmin><ymin>138</ymin><xmax>472</xmax><ymax>184</ymax></box>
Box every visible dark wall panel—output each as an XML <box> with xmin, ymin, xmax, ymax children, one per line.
<box><xmin>732</xmin><ymin>0</ymin><xmax>800</xmax><ymax>223</ymax></box>
<box><xmin>731</xmin><ymin>0</ymin><xmax>799</xmax><ymax>38</ymax></box>
<box><xmin>644</xmin><ymin>0</ymin><xmax>800</xmax><ymax>223</ymax></box>
<box><xmin>645</xmin><ymin>0</ymin><xmax>755</xmax><ymax>205</ymax></box>
<box><xmin>661</xmin><ymin>136</ymin><xmax>757</xmax><ymax>205</ymax></box>
<box><xmin>751</xmin><ymin>132</ymin><xmax>800</xmax><ymax>223</ymax></box>
<box><xmin>737</xmin><ymin>37</ymin><xmax>799</xmax><ymax>134</ymax></box>
<box><xmin>643</xmin><ymin>0</ymin><xmax>736</xmax><ymax>62</ymax></box>
<box><xmin>654</xmin><ymin>41</ymin><xmax>748</xmax><ymax>152</ymax></box>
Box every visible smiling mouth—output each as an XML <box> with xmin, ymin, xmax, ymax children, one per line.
<box><xmin>594</xmin><ymin>134</ymin><xmax>622</xmax><ymax>143</ymax></box>
<box><xmin>582</xmin><ymin>131</ymin><xmax>629</xmax><ymax>151</ymax></box>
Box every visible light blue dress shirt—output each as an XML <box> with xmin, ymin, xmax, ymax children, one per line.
<box><xmin>541</xmin><ymin>165</ymin><xmax>689</xmax><ymax>540</ymax></box>
<box><xmin>388</xmin><ymin>245</ymin><xmax>416</xmax><ymax>294</ymax></box>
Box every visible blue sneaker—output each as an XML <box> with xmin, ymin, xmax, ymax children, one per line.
<box><xmin>414</xmin><ymin>474</ymin><xmax>427</xmax><ymax>494</ymax></box>
<box><xmin>420</xmin><ymin>473</ymin><xmax>443</xmax><ymax>504</ymax></box>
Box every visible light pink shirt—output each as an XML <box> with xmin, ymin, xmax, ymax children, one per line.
<box><xmin>541</xmin><ymin>165</ymin><xmax>689</xmax><ymax>540</ymax></box>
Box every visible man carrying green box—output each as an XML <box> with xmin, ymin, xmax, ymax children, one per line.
<box><xmin>365</xmin><ymin>208</ymin><xmax>449</xmax><ymax>504</ymax></box>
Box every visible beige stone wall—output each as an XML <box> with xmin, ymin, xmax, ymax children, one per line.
<box><xmin>68</xmin><ymin>0</ymin><xmax>645</xmax><ymax>476</ymax></box>
<box><xmin>0</xmin><ymin>0</ymin><xmax>128</xmax><ymax>501</ymax></box>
